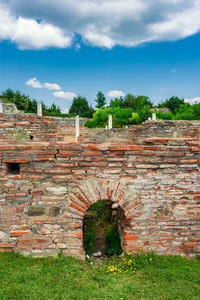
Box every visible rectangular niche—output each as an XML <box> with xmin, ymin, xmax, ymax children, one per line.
<box><xmin>6</xmin><ymin>163</ymin><xmax>20</xmax><ymax>175</ymax></box>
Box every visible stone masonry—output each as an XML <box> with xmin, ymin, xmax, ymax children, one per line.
<box><xmin>0</xmin><ymin>110</ymin><xmax>199</xmax><ymax>259</ymax></box>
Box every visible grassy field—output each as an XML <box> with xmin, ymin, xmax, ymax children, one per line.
<box><xmin>0</xmin><ymin>252</ymin><xmax>199</xmax><ymax>300</ymax></box>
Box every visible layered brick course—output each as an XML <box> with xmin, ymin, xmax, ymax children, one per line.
<box><xmin>0</xmin><ymin>112</ymin><xmax>199</xmax><ymax>259</ymax></box>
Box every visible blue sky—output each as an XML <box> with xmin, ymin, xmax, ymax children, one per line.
<box><xmin>0</xmin><ymin>0</ymin><xmax>200</xmax><ymax>112</ymax></box>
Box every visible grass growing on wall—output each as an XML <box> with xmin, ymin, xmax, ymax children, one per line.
<box><xmin>0</xmin><ymin>252</ymin><xmax>199</xmax><ymax>300</ymax></box>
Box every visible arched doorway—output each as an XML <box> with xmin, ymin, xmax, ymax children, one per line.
<box><xmin>83</xmin><ymin>200</ymin><xmax>125</xmax><ymax>257</ymax></box>
<box><xmin>64</xmin><ymin>179</ymin><xmax>142</xmax><ymax>259</ymax></box>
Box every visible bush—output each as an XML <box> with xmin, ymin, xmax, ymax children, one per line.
<box><xmin>155</xmin><ymin>110</ymin><xmax>173</xmax><ymax>120</ymax></box>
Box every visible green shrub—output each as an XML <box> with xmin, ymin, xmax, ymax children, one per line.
<box><xmin>155</xmin><ymin>110</ymin><xmax>173</xmax><ymax>120</ymax></box>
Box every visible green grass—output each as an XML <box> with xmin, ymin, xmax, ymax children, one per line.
<box><xmin>0</xmin><ymin>252</ymin><xmax>199</xmax><ymax>300</ymax></box>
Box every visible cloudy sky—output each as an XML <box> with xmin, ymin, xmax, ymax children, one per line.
<box><xmin>0</xmin><ymin>0</ymin><xmax>200</xmax><ymax>111</ymax></box>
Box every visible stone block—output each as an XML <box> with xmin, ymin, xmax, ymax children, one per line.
<box><xmin>27</xmin><ymin>206</ymin><xmax>45</xmax><ymax>216</ymax></box>
<box><xmin>46</xmin><ymin>206</ymin><xmax>60</xmax><ymax>217</ymax></box>
<box><xmin>46</xmin><ymin>186</ymin><xmax>68</xmax><ymax>194</ymax></box>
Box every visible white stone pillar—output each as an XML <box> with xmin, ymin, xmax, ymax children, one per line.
<box><xmin>75</xmin><ymin>115</ymin><xmax>80</xmax><ymax>142</ymax></box>
<box><xmin>0</xmin><ymin>101</ymin><xmax>3</xmax><ymax>113</ymax></box>
<box><xmin>152</xmin><ymin>113</ymin><xmax>156</xmax><ymax>121</ymax></box>
<box><xmin>37</xmin><ymin>102</ymin><xmax>42</xmax><ymax>117</ymax></box>
<box><xmin>148</xmin><ymin>117</ymin><xmax>152</xmax><ymax>120</ymax></box>
<box><xmin>105</xmin><ymin>125</ymin><xmax>108</xmax><ymax>130</ymax></box>
<box><xmin>108</xmin><ymin>114</ymin><xmax>112</xmax><ymax>130</ymax></box>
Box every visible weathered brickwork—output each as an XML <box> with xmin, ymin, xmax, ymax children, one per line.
<box><xmin>0</xmin><ymin>112</ymin><xmax>199</xmax><ymax>259</ymax></box>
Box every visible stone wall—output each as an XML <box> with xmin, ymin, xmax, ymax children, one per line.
<box><xmin>0</xmin><ymin>112</ymin><xmax>128</xmax><ymax>143</ymax></box>
<box><xmin>0</xmin><ymin>117</ymin><xmax>199</xmax><ymax>259</ymax></box>
<box><xmin>0</xmin><ymin>100</ymin><xmax>19</xmax><ymax>114</ymax></box>
<box><xmin>129</xmin><ymin>120</ymin><xmax>200</xmax><ymax>142</ymax></box>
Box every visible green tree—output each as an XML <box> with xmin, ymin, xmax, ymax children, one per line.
<box><xmin>158</xmin><ymin>96</ymin><xmax>184</xmax><ymax>113</ymax></box>
<box><xmin>1</xmin><ymin>89</ymin><xmax>63</xmax><ymax>117</ymax></box>
<box><xmin>69</xmin><ymin>96</ymin><xmax>94</xmax><ymax>117</ymax></box>
<box><xmin>2</xmin><ymin>89</ymin><xmax>15</xmax><ymax>101</ymax></box>
<box><xmin>95</xmin><ymin>91</ymin><xmax>106</xmax><ymax>109</ymax></box>
<box><xmin>43</xmin><ymin>103</ymin><xmax>62</xmax><ymax>116</ymax></box>
<box><xmin>123</xmin><ymin>94</ymin><xmax>152</xmax><ymax>110</ymax></box>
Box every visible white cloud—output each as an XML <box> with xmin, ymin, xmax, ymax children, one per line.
<box><xmin>26</xmin><ymin>77</ymin><xmax>43</xmax><ymax>88</ymax></box>
<box><xmin>160</xmin><ymin>87</ymin><xmax>165</xmax><ymax>92</ymax></box>
<box><xmin>53</xmin><ymin>91</ymin><xmax>77</xmax><ymax>100</ymax></box>
<box><xmin>171</xmin><ymin>69</ymin><xmax>177</xmax><ymax>73</ymax></box>
<box><xmin>184</xmin><ymin>97</ymin><xmax>200</xmax><ymax>104</ymax></box>
<box><xmin>107</xmin><ymin>90</ymin><xmax>126</xmax><ymax>98</ymax></box>
<box><xmin>26</xmin><ymin>77</ymin><xmax>62</xmax><ymax>91</ymax></box>
<box><xmin>0</xmin><ymin>3</ymin><xmax>72</xmax><ymax>50</ymax></box>
<box><xmin>61</xmin><ymin>107</ymin><xmax>69</xmax><ymax>114</ymax></box>
<box><xmin>44</xmin><ymin>82</ymin><xmax>61</xmax><ymax>90</ymax></box>
<box><xmin>0</xmin><ymin>1</ymin><xmax>200</xmax><ymax>49</ymax></box>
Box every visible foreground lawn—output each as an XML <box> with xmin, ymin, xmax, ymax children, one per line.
<box><xmin>0</xmin><ymin>252</ymin><xmax>199</xmax><ymax>300</ymax></box>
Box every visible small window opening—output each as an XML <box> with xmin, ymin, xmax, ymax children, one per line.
<box><xmin>30</xmin><ymin>135</ymin><xmax>34</xmax><ymax>140</ymax></box>
<box><xmin>6</xmin><ymin>163</ymin><xmax>20</xmax><ymax>175</ymax></box>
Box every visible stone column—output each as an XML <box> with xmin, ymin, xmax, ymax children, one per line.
<box><xmin>37</xmin><ymin>102</ymin><xmax>42</xmax><ymax>117</ymax></box>
<box><xmin>108</xmin><ymin>114</ymin><xmax>112</xmax><ymax>130</ymax></box>
<box><xmin>152</xmin><ymin>113</ymin><xmax>156</xmax><ymax>121</ymax></box>
<box><xmin>0</xmin><ymin>100</ymin><xmax>3</xmax><ymax>113</ymax></box>
<box><xmin>75</xmin><ymin>115</ymin><xmax>80</xmax><ymax>142</ymax></box>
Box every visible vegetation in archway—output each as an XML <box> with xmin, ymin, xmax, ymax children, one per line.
<box><xmin>83</xmin><ymin>200</ymin><xmax>122</xmax><ymax>256</ymax></box>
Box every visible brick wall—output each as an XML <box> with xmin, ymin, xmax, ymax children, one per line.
<box><xmin>0</xmin><ymin>114</ymin><xmax>199</xmax><ymax>259</ymax></box>
<box><xmin>0</xmin><ymin>113</ymin><xmax>128</xmax><ymax>143</ymax></box>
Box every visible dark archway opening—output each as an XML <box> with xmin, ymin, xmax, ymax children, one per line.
<box><xmin>83</xmin><ymin>200</ymin><xmax>125</xmax><ymax>257</ymax></box>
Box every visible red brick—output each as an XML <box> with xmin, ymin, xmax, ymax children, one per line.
<box><xmin>0</xmin><ymin>243</ymin><xmax>15</xmax><ymax>247</ymax></box>
<box><xmin>15</xmin><ymin>193</ymin><xmax>27</xmax><ymax>197</ymax></box>
<box><xmin>0</xmin><ymin>145</ymin><xmax>15</xmax><ymax>150</ymax></box>
<box><xmin>18</xmin><ymin>239</ymin><xmax>35</xmax><ymax>244</ymax></box>
<box><xmin>18</xmin><ymin>145</ymin><xmax>46</xmax><ymax>150</ymax></box>
<box><xmin>124</xmin><ymin>235</ymin><xmax>138</xmax><ymax>240</ymax></box>
<box><xmin>3</xmin><ymin>158</ymin><xmax>29</xmax><ymax>163</ymax></box>
<box><xmin>34</xmin><ymin>157</ymin><xmax>55</xmax><ymax>161</ymax></box>
<box><xmin>180</xmin><ymin>159</ymin><xmax>198</xmax><ymax>163</ymax></box>
<box><xmin>143</xmin><ymin>146</ymin><xmax>159</xmax><ymax>150</ymax></box>
<box><xmin>19</xmin><ymin>245</ymin><xmax>31</xmax><ymax>249</ymax></box>
<box><xmin>36</xmin><ymin>151</ymin><xmax>57</xmax><ymax>155</ymax></box>
<box><xmin>184</xmin><ymin>242</ymin><xmax>196</xmax><ymax>247</ymax></box>
<box><xmin>82</xmin><ymin>151</ymin><xmax>102</xmax><ymax>156</ymax></box>
<box><xmin>85</xmin><ymin>145</ymin><xmax>101</xmax><ymax>150</ymax></box>
<box><xmin>36</xmin><ymin>239</ymin><xmax>48</xmax><ymax>243</ymax></box>
<box><xmin>53</xmin><ymin>163</ymin><xmax>78</xmax><ymax>167</ymax></box>
<box><xmin>70</xmin><ymin>203</ymin><xmax>86</xmax><ymax>213</ymax></box>
<box><xmin>10</xmin><ymin>231</ymin><xmax>31</xmax><ymax>236</ymax></box>
<box><xmin>59</xmin><ymin>151</ymin><xmax>79</xmax><ymax>155</ymax></box>
<box><xmin>33</xmin><ymin>245</ymin><xmax>42</xmax><ymax>249</ymax></box>
<box><xmin>79</xmin><ymin>162</ymin><xmax>107</xmax><ymax>167</ymax></box>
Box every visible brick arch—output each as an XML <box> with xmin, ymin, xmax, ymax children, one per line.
<box><xmin>65</xmin><ymin>179</ymin><xmax>144</xmax><ymax>258</ymax></box>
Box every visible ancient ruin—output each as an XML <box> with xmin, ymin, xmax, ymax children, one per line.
<box><xmin>0</xmin><ymin>101</ymin><xmax>199</xmax><ymax>259</ymax></box>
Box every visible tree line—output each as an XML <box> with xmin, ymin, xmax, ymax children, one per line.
<box><xmin>0</xmin><ymin>89</ymin><xmax>199</xmax><ymax>127</ymax></box>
